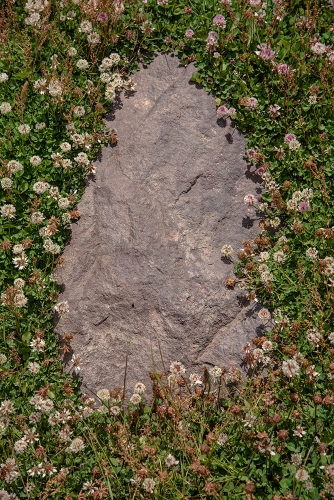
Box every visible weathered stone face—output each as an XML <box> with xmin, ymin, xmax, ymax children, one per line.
<box><xmin>55</xmin><ymin>54</ymin><xmax>263</xmax><ymax>397</ymax></box>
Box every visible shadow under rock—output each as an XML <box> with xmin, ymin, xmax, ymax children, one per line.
<box><xmin>104</xmin><ymin>93</ymin><xmax>124</xmax><ymax>123</ymax></box>
<box><xmin>242</xmin><ymin>215</ymin><xmax>255</xmax><ymax>229</ymax></box>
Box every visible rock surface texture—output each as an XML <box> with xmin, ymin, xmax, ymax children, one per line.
<box><xmin>56</xmin><ymin>54</ymin><xmax>264</xmax><ymax>396</ymax></box>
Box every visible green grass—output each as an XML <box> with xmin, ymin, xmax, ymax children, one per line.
<box><xmin>0</xmin><ymin>0</ymin><xmax>334</xmax><ymax>498</ymax></box>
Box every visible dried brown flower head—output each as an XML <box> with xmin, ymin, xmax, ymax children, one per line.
<box><xmin>290</xmin><ymin>393</ymin><xmax>300</xmax><ymax>404</ymax></box>
<box><xmin>237</xmin><ymin>251</ymin><xmax>248</xmax><ymax>261</ymax></box>
<box><xmin>254</xmin><ymin>236</ymin><xmax>270</xmax><ymax>248</ymax></box>
<box><xmin>225</xmin><ymin>277</ymin><xmax>236</xmax><ymax>289</ymax></box>
<box><xmin>245</xmin><ymin>261</ymin><xmax>256</xmax><ymax>271</ymax></box>
<box><xmin>229</xmin><ymin>405</ymin><xmax>242</xmax><ymax>415</ymax></box>
<box><xmin>125</xmin><ymin>30</ymin><xmax>136</xmax><ymax>41</ymax></box>
<box><xmin>0</xmin><ymin>240</ymin><xmax>12</xmax><ymax>251</ymax></box>
<box><xmin>200</xmin><ymin>443</ymin><xmax>210</xmax><ymax>454</ymax></box>
<box><xmin>203</xmin><ymin>481</ymin><xmax>218</xmax><ymax>495</ymax></box>
<box><xmin>110</xmin><ymin>34</ymin><xmax>119</xmax><ymax>44</ymax></box>
<box><xmin>244</xmin><ymin>480</ymin><xmax>255</xmax><ymax>495</ymax></box>
<box><xmin>282</xmin><ymin>180</ymin><xmax>292</xmax><ymax>190</ymax></box>
<box><xmin>136</xmin><ymin>13</ymin><xmax>146</xmax><ymax>22</ymax></box>
<box><xmin>277</xmin><ymin>429</ymin><xmax>289</xmax><ymax>441</ymax></box>
<box><xmin>292</xmin><ymin>221</ymin><xmax>304</xmax><ymax>234</ymax></box>
<box><xmin>189</xmin><ymin>459</ymin><xmax>210</xmax><ymax>478</ymax></box>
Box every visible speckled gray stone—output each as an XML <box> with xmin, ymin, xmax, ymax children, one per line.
<box><xmin>55</xmin><ymin>54</ymin><xmax>263</xmax><ymax>397</ymax></box>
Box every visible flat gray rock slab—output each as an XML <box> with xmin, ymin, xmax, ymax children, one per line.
<box><xmin>55</xmin><ymin>54</ymin><xmax>263</xmax><ymax>396</ymax></box>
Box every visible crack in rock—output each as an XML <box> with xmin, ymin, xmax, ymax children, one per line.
<box><xmin>176</xmin><ymin>173</ymin><xmax>204</xmax><ymax>202</ymax></box>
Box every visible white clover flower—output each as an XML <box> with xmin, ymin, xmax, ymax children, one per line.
<box><xmin>43</xmin><ymin>239</ymin><xmax>61</xmax><ymax>254</ymax></box>
<box><xmin>25</xmin><ymin>12</ymin><xmax>41</xmax><ymax>26</ymax></box>
<box><xmin>87</xmin><ymin>32</ymin><xmax>100</xmax><ymax>45</ymax></box>
<box><xmin>170</xmin><ymin>360</ymin><xmax>186</xmax><ymax>375</ymax></box>
<box><xmin>273</xmin><ymin>251</ymin><xmax>285</xmax><ymax>264</ymax></box>
<box><xmin>33</xmin><ymin>78</ymin><xmax>47</xmax><ymax>93</ymax></box>
<box><xmin>105</xmin><ymin>87</ymin><xmax>116</xmax><ymax>102</ymax></box>
<box><xmin>262</xmin><ymin>340</ymin><xmax>273</xmax><ymax>352</ymax></box>
<box><xmin>74</xmin><ymin>152</ymin><xmax>89</xmax><ymax>165</ymax></box>
<box><xmin>48</xmin><ymin>80</ymin><xmax>62</xmax><ymax>97</ymax></box>
<box><xmin>7</xmin><ymin>160</ymin><xmax>23</xmax><ymax>173</ymax></box>
<box><xmin>301</xmin><ymin>188</ymin><xmax>313</xmax><ymax>200</ymax></box>
<box><xmin>35</xmin><ymin>122</ymin><xmax>46</xmax><ymax>130</ymax></box>
<box><xmin>328</xmin><ymin>332</ymin><xmax>334</xmax><ymax>344</ymax></box>
<box><xmin>14</xmin><ymin>293</ymin><xmax>28</xmax><ymax>308</ymax></box>
<box><xmin>14</xmin><ymin>439</ymin><xmax>28</xmax><ymax>454</ymax></box>
<box><xmin>18</xmin><ymin>124</ymin><xmax>31</xmax><ymax>135</ymax></box>
<box><xmin>54</xmin><ymin>301</ymin><xmax>69</xmax><ymax>315</ymax></box>
<box><xmin>28</xmin><ymin>362</ymin><xmax>40</xmax><ymax>374</ymax></box>
<box><xmin>165</xmin><ymin>454</ymin><xmax>179</xmax><ymax>467</ymax></box>
<box><xmin>30</xmin><ymin>211</ymin><xmax>44</xmax><ymax>224</ymax></box>
<box><xmin>67</xmin><ymin>10</ymin><xmax>76</xmax><ymax>20</ymax></box>
<box><xmin>33</xmin><ymin>181</ymin><xmax>50</xmax><ymax>194</ymax></box>
<box><xmin>288</xmin><ymin>139</ymin><xmax>301</xmax><ymax>151</ymax></box>
<box><xmin>97</xmin><ymin>389</ymin><xmax>110</xmax><ymax>401</ymax></box>
<box><xmin>73</xmin><ymin>106</ymin><xmax>85</xmax><ymax>117</ymax></box>
<box><xmin>60</xmin><ymin>142</ymin><xmax>71</xmax><ymax>152</ymax></box>
<box><xmin>62</xmin><ymin>159</ymin><xmax>73</xmax><ymax>171</ymax></box>
<box><xmin>295</xmin><ymin>469</ymin><xmax>309</xmax><ymax>482</ymax></box>
<box><xmin>130</xmin><ymin>393</ymin><xmax>141</xmax><ymax>405</ymax></box>
<box><xmin>282</xmin><ymin>359</ymin><xmax>300</xmax><ymax>378</ymax></box>
<box><xmin>1</xmin><ymin>204</ymin><xmax>16</xmax><ymax>219</ymax></box>
<box><xmin>189</xmin><ymin>373</ymin><xmax>203</xmax><ymax>386</ymax></box>
<box><xmin>13</xmin><ymin>255</ymin><xmax>29</xmax><ymax>270</ymax></box>
<box><xmin>76</xmin><ymin>59</ymin><xmax>89</xmax><ymax>70</ymax></box>
<box><xmin>99</xmin><ymin>57</ymin><xmax>113</xmax><ymax>72</ymax></box>
<box><xmin>58</xmin><ymin>197</ymin><xmax>70</xmax><ymax>210</ymax></box>
<box><xmin>258</xmin><ymin>308</ymin><xmax>271</xmax><ymax>320</ymax></box>
<box><xmin>306</xmin><ymin>328</ymin><xmax>322</xmax><ymax>347</ymax></box>
<box><xmin>134</xmin><ymin>382</ymin><xmax>146</xmax><ymax>395</ymax></box>
<box><xmin>142</xmin><ymin>478</ymin><xmax>156</xmax><ymax>494</ymax></box>
<box><xmin>286</xmin><ymin>199</ymin><xmax>298</xmax><ymax>211</ymax></box>
<box><xmin>221</xmin><ymin>244</ymin><xmax>233</xmax><ymax>257</ymax></box>
<box><xmin>217</xmin><ymin>433</ymin><xmax>228</xmax><ymax>445</ymax></box>
<box><xmin>109</xmin><ymin>53</ymin><xmax>121</xmax><ymax>65</ymax></box>
<box><xmin>79</xmin><ymin>20</ymin><xmax>92</xmax><ymax>33</ymax></box>
<box><xmin>244</xmin><ymin>193</ymin><xmax>257</xmax><ymax>206</ymax></box>
<box><xmin>14</xmin><ymin>278</ymin><xmax>25</xmax><ymax>289</ymax></box>
<box><xmin>0</xmin><ymin>73</ymin><xmax>9</xmax><ymax>83</ymax></box>
<box><xmin>259</xmin><ymin>251</ymin><xmax>270</xmax><ymax>262</ymax></box>
<box><xmin>100</xmin><ymin>72</ymin><xmax>112</xmax><ymax>83</ymax></box>
<box><xmin>67</xmin><ymin>47</ymin><xmax>77</xmax><ymax>56</ymax></box>
<box><xmin>29</xmin><ymin>338</ymin><xmax>46</xmax><ymax>353</ymax></box>
<box><xmin>253</xmin><ymin>348</ymin><xmax>264</xmax><ymax>363</ymax></box>
<box><xmin>66</xmin><ymin>437</ymin><xmax>85</xmax><ymax>453</ymax></box>
<box><xmin>277</xmin><ymin>235</ymin><xmax>288</xmax><ymax>244</ymax></box>
<box><xmin>13</xmin><ymin>244</ymin><xmax>24</xmax><ymax>254</ymax></box>
<box><xmin>306</xmin><ymin>247</ymin><xmax>318</xmax><ymax>260</ymax></box>
<box><xmin>209</xmin><ymin>366</ymin><xmax>222</xmax><ymax>382</ymax></box>
<box><xmin>62</xmin><ymin>212</ymin><xmax>72</xmax><ymax>223</ymax></box>
<box><xmin>270</xmin><ymin>217</ymin><xmax>281</xmax><ymax>228</ymax></box>
<box><xmin>0</xmin><ymin>354</ymin><xmax>7</xmax><ymax>364</ymax></box>
<box><xmin>30</xmin><ymin>155</ymin><xmax>42</xmax><ymax>166</ymax></box>
<box><xmin>260</xmin><ymin>270</ymin><xmax>274</xmax><ymax>284</ymax></box>
<box><xmin>1</xmin><ymin>178</ymin><xmax>13</xmax><ymax>190</ymax></box>
<box><xmin>0</xmin><ymin>102</ymin><xmax>12</xmax><ymax>114</ymax></box>
<box><xmin>311</xmin><ymin>42</ymin><xmax>326</xmax><ymax>56</ymax></box>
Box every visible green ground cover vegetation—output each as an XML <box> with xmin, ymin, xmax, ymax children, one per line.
<box><xmin>0</xmin><ymin>0</ymin><xmax>334</xmax><ymax>498</ymax></box>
